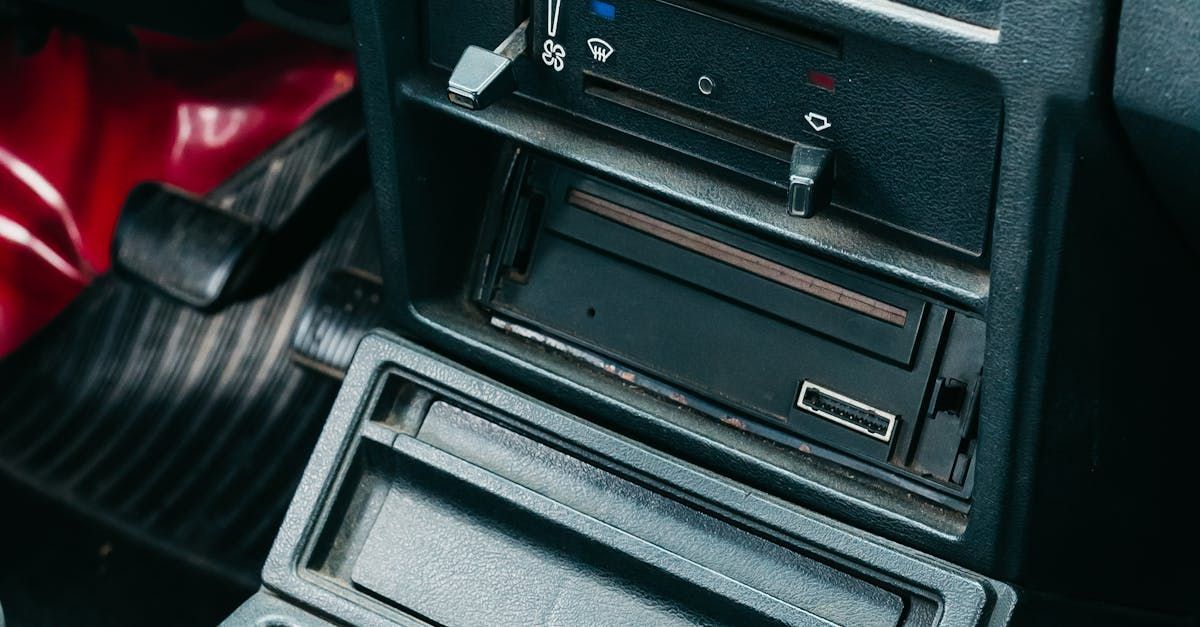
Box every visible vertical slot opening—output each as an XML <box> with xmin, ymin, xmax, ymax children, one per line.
<box><xmin>507</xmin><ymin>191</ymin><xmax>546</xmax><ymax>281</ymax></box>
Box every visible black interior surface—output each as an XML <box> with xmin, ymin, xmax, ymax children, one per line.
<box><xmin>2</xmin><ymin>0</ymin><xmax>1199</xmax><ymax>625</ymax></box>
<box><xmin>329</xmin><ymin>0</ymin><xmax>1199</xmax><ymax>622</ymax></box>
<box><xmin>0</xmin><ymin>475</ymin><xmax>247</xmax><ymax>627</ymax></box>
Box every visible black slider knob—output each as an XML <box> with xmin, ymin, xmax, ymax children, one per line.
<box><xmin>787</xmin><ymin>144</ymin><xmax>834</xmax><ymax>218</ymax></box>
<box><xmin>448</xmin><ymin>19</ymin><xmax>529</xmax><ymax>110</ymax></box>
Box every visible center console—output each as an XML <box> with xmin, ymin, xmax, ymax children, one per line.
<box><xmin>252</xmin><ymin>335</ymin><xmax>1012</xmax><ymax>626</ymax></box>
<box><xmin>227</xmin><ymin>0</ymin><xmax>1200</xmax><ymax>623</ymax></box>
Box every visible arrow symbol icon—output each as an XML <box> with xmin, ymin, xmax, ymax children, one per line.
<box><xmin>804</xmin><ymin>112</ymin><xmax>832</xmax><ymax>132</ymax></box>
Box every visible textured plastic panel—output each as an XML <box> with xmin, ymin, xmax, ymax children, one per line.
<box><xmin>428</xmin><ymin>0</ymin><xmax>1002</xmax><ymax>255</ymax></box>
<box><xmin>427</xmin><ymin>0</ymin><xmax>520</xmax><ymax>70</ymax></box>
<box><xmin>897</xmin><ymin>0</ymin><xmax>1001</xmax><ymax>28</ymax></box>
<box><xmin>350</xmin><ymin>416</ymin><xmax>898</xmax><ymax>626</ymax></box>
<box><xmin>1114</xmin><ymin>0</ymin><xmax>1200</xmax><ymax>249</ymax></box>
<box><xmin>409</xmin><ymin>401</ymin><xmax>904</xmax><ymax>626</ymax></box>
<box><xmin>262</xmin><ymin>334</ymin><xmax>1014</xmax><ymax>626</ymax></box>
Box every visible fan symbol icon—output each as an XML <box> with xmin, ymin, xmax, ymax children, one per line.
<box><xmin>541</xmin><ymin>39</ymin><xmax>566</xmax><ymax>72</ymax></box>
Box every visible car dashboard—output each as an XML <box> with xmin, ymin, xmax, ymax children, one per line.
<box><xmin>3</xmin><ymin>0</ymin><xmax>1199</xmax><ymax>625</ymax></box>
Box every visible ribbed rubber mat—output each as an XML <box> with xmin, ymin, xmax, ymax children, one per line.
<box><xmin>0</xmin><ymin>98</ymin><xmax>374</xmax><ymax>587</ymax></box>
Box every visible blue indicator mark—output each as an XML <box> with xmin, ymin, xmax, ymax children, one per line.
<box><xmin>590</xmin><ymin>0</ymin><xmax>617</xmax><ymax>20</ymax></box>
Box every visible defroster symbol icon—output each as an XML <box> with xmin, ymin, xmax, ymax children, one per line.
<box><xmin>587</xmin><ymin>38</ymin><xmax>615</xmax><ymax>62</ymax></box>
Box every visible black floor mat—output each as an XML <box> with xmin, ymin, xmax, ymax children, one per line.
<box><xmin>0</xmin><ymin>475</ymin><xmax>249</xmax><ymax>627</ymax></box>
<box><xmin>0</xmin><ymin>96</ymin><xmax>375</xmax><ymax>592</ymax></box>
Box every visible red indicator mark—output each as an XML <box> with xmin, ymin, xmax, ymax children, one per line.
<box><xmin>807</xmin><ymin>70</ymin><xmax>836</xmax><ymax>93</ymax></box>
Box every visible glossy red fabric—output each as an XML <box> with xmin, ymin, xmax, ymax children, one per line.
<box><xmin>0</xmin><ymin>24</ymin><xmax>355</xmax><ymax>356</ymax></box>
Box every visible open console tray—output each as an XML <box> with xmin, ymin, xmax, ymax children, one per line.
<box><xmin>259</xmin><ymin>333</ymin><xmax>1013</xmax><ymax>626</ymax></box>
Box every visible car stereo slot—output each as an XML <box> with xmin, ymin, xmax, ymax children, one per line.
<box><xmin>567</xmin><ymin>188</ymin><xmax>908</xmax><ymax>326</ymax></box>
<box><xmin>582</xmin><ymin>73</ymin><xmax>795</xmax><ymax>164</ymax></box>
<box><xmin>475</xmin><ymin>156</ymin><xmax>985</xmax><ymax>498</ymax></box>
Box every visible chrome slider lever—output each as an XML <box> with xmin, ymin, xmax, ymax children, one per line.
<box><xmin>788</xmin><ymin>144</ymin><xmax>834</xmax><ymax>218</ymax></box>
<box><xmin>447</xmin><ymin>19</ymin><xmax>530</xmax><ymax>110</ymax></box>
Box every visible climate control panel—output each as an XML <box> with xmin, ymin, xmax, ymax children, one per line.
<box><xmin>428</xmin><ymin>0</ymin><xmax>1003</xmax><ymax>256</ymax></box>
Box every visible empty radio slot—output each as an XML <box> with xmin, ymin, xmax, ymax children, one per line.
<box><xmin>477</xmin><ymin>157</ymin><xmax>984</xmax><ymax>500</ymax></box>
<box><xmin>568</xmin><ymin>189</ymin><xmax>907</xmax><ymax>326</ymax></box>
<box><xmin>582</xmin><ymin>73</ymin><xmax>795</xmax><ymax>162</ymax></box>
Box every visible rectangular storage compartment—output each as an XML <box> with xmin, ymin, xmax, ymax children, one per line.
<box><xmin>261</xmin><ymin>335</ymin><xmax>1013</xmax><ymax>626</ymax></box>
<box><xmin>349</xmin><ymin>403</ymin><xmax>904</xmax><ymax>627</ymax></box>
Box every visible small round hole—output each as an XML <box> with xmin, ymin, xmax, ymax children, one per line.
<box><xmin>586</xmin><ymin>307</ymin><xmax>597</xmax><ymax>318</ymax></box>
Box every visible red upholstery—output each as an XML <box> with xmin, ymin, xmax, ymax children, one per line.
<box><xmin>0</xmin><ymin>24</ymin><xmax>355</xmax><ymax>355</ymax></box>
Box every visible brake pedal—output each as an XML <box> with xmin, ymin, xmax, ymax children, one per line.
<box><xmin>112</xmin><ymin>94</ymin><xmax>366</xmax><ymax>310</ymax></box>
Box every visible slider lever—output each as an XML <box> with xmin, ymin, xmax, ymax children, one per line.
<box><xmin>787</xmin><ymin>144</ymin><xmax>834</xmax><ymax>218</ymax></box>
<box><xmin>448</xmin><ymin>19</ymin><xmax>529</xmax><ymax>110</ymax></box>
